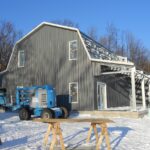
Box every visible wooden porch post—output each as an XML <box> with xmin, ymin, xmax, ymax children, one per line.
<box><xmin>131</xmin><ymin>67</ymin><xmax>136</xmax><ymax>111</ymax></box>
<box><xmin>149</xmin><ymin>81</ymin><xmax>150</xmax><ymax>106</ymax></box>
<box><xmin>104</xmin><ymin>84</ymin><xmax>107</xmax><ymax>110</ymax></box>
<box><xmin>141</xmin><ymin>78</ymin><xmax>146</xmax><ymax>109</ymax></box>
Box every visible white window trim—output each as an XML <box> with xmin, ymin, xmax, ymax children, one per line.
<box><xmin>17</xmin><ymin>85</ymin><xmax>24</xmax><ymax>88</ymax></box>
<box><xmin>18</xmin><ymin>50</ymin><xmax>25</xmax><ymax>68</ymax></box>
<box><xmin>69</xmin><ymin>40</ymin><xmax>78</xmax><ymax>60</ymax></box>
<box><xmin>69</xmin><ymin>82</ymin><xmax>78</xmax><ymax>103</ymax></box>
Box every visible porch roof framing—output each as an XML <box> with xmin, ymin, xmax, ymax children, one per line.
<box><xmin>100</xmin><ymin>65</ymin><xmax>150</xmax><ymax>111</ymax></box>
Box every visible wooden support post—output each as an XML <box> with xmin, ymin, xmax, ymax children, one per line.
<box><xmin>96</xmin><ymin>130</ymin><xmax>104</xmax><ymax>150</ymax></box>
<box><xmin>86</xmin><ymin>124</ymin><xmax>93</xmax><ymax>143</ymax></box>
<box><xmin>86</xmin><ymin>123</ymin><xmax>99</xmax><ymax>143</ymax></box>
<box><xmin>131</xmin><ymin>67</ymin><xmax>136</xmax><ymax>111</ymax></box>
<box><xmin>148</xmin><ymin>82</ymin><xmax>150</xmax><ymax>105</ymax></box>
<box><xmin>57</xmin><ymin>123</ymin><xmax>65</xmax><ymax>150</ymax></box>
<box><xmin>43</xmin><ymin>124</ymin><xmax>52</xmax><ymax>146</ymax></box>
<box><xmin>103</xmin><ymin>124</ymin><xmax>111</xmax><ymax>150</ymax></box>
<box><xmin>96</xmin><ymin>123</ymin><xmax>111</xmax><ymax>150</ymax></box>
<box><xmin>104</xmin><ymin>85</ymin><xmax>107</xmax><ymax>110</ymax></box>
<box><xmin>93</xmin><ymin>124</ymin><xmax>99</xmax><ymax>143</ymax></box>
<box><xmin>50</xmin><ymin>125</ymin><xmax>57</xmax><ymax>150</ymax></box>
<box><xmin>54</xmin><ymin>123</ymin><xmax>60</xmax><ymax>145</ymax></box>
<box><xmin>141</xmin><ymin>78</ymin><xmax>146</xmax><ymax>109</ymax></box>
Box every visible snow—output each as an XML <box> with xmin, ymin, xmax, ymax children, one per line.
<box><xmin>0</xmin><ymin>112</ymin><xmax>150</xmax><ymax>150</ymax></box>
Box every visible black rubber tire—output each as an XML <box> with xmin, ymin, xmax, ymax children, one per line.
<box><xmin>19</xmin><ymin>108</ymin><xmax>31</xmax><ymax>120</ymax></box>
<box><xmin>41</xmin><ymin>109</ymin><xmax>54</xmax><ymax>119</ymax></box>
<box><xmin>61</xmin><ymin>107</ymin><xmax>68</xmax><ymax>118</ymax></box>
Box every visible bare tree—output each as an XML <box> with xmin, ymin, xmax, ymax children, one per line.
<box><xmin>87</xmin><ymin>27</ymin><xmax>98</xmax><ymax>41</ymax></box>
<box><xmin>99</xmin><ymin>23</ymin><xmax>150</xmax><ymax>72</ymax></box>
<box><xmin>99</xmin><ymin>23</ymin><xmax>118</xmax><ymax>52</ymax></box>
<box><xmin>115</xmin><ymin>31</ymin><xmax>126</xmax><ymax>56</ymax></box>
<box><xmin>0</xmin><ymin>20</ymin><xmax>22</xmax><ymax>71</ymax></box>
<box><xmin>124</xmin><ymin>31</ymin><xmax>149</xmax><ymax>70</ymax></box>
<box><xmin>51</xmin><ymin>19</ymin><xmax>79</xmax><ymax>28</ymax></box>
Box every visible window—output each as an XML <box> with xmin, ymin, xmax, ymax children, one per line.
<box><xmin>18</xmin><ymin>50</ymin><xmax>25</xmax><ymax>67</ymax></box>
<box><xmin>69</xmin><ymin>82</ymin><xmax>78</xmax><ymax>103</ymax></box>
<box><xmin>69</xmin><ymin>40</ymin><xmax>78</xmax><ymax>60</ymax></box>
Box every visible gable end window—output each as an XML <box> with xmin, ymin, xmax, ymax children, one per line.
<box><xmin>18</xmin><ymin>50</ymin><xmax>25</xmax><ymax>67</ymax></box>
<box><xmin>69</xmin><ymin>82</ymin><xmax>78</xmax><ymax>103</ymax></box>
<box><xmin>69</xmin><ymin>40</ymin><xmax>78</xmax><ymax>60</ymax></box>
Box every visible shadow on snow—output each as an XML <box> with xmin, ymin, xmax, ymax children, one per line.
<box><xmin>0</xmin><ymin>136</ymin><xmax>28</xmax><ymax>149</ymax></box>
<box><xmin>0</xmin><ymin>112</ymin><xmax>18</xmax><ymax>120</ymax></box>
<box><xmin>64</xmin><ymin>126</ymin><xmax>133</xmax><ymax>150</ymax></box>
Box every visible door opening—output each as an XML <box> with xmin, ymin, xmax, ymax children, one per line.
<box><xmin>97</xmin><ymin>82</ymin><xmax>107</xmax><ymax>110</ymax></box>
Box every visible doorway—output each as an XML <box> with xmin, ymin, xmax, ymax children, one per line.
<box><xmin>97</xmin><ymin>82</ymin><xmax>107</xmax><ymax>110</ymax></box>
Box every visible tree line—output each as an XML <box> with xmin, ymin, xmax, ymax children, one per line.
<box><xmin>89</xmin><ymin>24</ymin><xmax>150</xmax><ymax>73</ymax></box>
<box><xmin>0</xmin><ymin>19</ymin><xmax>149</xmax><ymax>73</ymax></box>
<box><xmin>0</xmin><ymin>20</ymin><xmax>21</xmax><ymax>71</ymax></box>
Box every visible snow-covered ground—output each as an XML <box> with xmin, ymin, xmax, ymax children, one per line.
<box><xmin>0</xmin><ymin>112</ymin><xmax>150</xmax><ymax>150</ymax></box>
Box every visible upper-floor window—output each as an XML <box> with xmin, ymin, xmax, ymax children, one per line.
<box><xmin>18</xmin><ymin>50</ymin><xmax>25</xmax><ymax>67</ymax></box>
<box><xmin>69</xmin><ymin>82</ymin><xmax>78</xmax><ymax>103</ymax></box>
<box><xmin>69</xmin><ymin>40</ymin><xmax>78</xmax><ymax>60</ymax></box>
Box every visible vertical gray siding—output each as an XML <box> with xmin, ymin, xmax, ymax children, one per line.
<box><xmin>2</xmin><ymin>25</ymin><xmax>94</xmax><ymax>111</ymax></box>
<box><xmin>0</xmin><ymin>74</ymin><xmax>2</xmax><ymax>87</ymax></box>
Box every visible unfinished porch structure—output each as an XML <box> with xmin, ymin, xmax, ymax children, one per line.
<box><xmin>82</xmin><ymin>33</ymin><xmax>150</xmax><ymax>116</ymax></box>
<box><xmin>99</xmin><ymin>66</ymin><xmax>150</xmax><ymax>111</ymax></box>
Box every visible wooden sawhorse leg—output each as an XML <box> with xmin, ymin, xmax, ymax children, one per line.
<box><xmin>44</xmin><ymin>123</ymin><xmax>52</xmax><ymax>146</ymax></box>
<box><xmin>96</xmin><ymin>123</ymin><xmax>111</xmax><ymax>150</ymax></box>
<box><xmin>43</xmin><ymin>123</ymin><xmax>65</xmax><ymax>150</ymax></box>
<box><xmin>86</xmin><ymin>123</ymin><xmax>99</xmax><ymax>143</ymax></box>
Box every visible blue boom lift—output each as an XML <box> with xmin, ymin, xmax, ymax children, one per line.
<box><xmin>0</xmin><ymin>88</ymin><xmax>7</xmax><ymax>108</ymax></box>
<box><xmin>0</xmin><ymin>85</ymin><xmax>68</xmax><ymax>120</ymax></box>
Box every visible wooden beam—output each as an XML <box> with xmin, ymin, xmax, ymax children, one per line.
<box><xmin>91</xmin><ymin>58</ymin><xmax>134</xmax><ymax>66</ymax></box>
<box><xmin>101</xmin><ymin>71</ymin><xmax>131</xmax><ymax>75</ymax></box>
<box><xmin>33</xmin><ymin>118</ymin><xmax>114</xmax><ymax>123</ymax></box>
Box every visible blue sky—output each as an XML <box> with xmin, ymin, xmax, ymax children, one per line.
<box><xmin>0</xmin><ymin>0</ymin><xmax>150</xmax><ymax>48</ymax></box>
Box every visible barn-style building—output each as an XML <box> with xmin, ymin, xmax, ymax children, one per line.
<box><xmin>0</xmin><ymin>22</ymin><xmax>149</xmax><ymax>112</ymax></box>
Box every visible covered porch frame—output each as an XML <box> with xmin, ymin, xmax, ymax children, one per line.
<box><xmin>100</xmin><ymin>65</ymin><xmax>150</xmax><ymax>111</ymax></box>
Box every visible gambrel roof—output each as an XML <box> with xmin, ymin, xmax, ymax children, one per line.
<box><xmin>0</xmin><ymin>22</ymin><xmax>134</xmax><ymax>74</ymax></box>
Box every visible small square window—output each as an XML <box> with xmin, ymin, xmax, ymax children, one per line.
<box><xmin>18</xmin><ymin>50</ymin><xmax>25</xmax><ymax>67</ymax></box>
<box><xmin>69</xmin><ymin>82</ymin><xmax>78</xmax><ymax>103</ymax></box>
<box><xmin>69</xmin><ymin>40</ymin><xmax>78</xmax><ymax>60</ymax></box>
